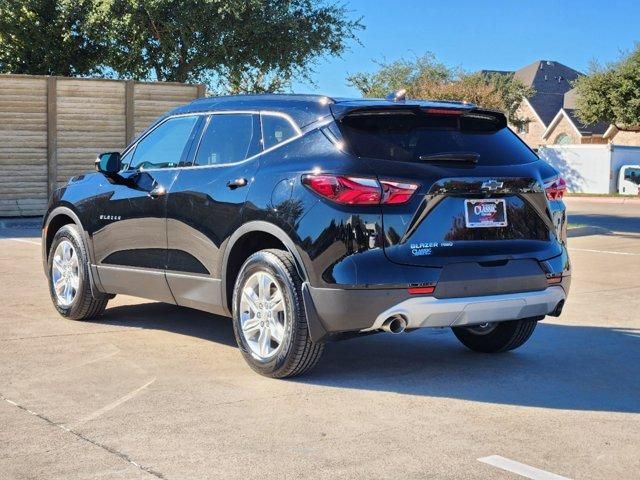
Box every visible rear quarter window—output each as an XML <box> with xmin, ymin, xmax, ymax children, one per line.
<box><xmin>339</xmin><ymin>111</ymin><xmax>538</xmax><ymax>166</ymax></box>
<box><xmin>261</xmin><ymin>114</ymin><xmax>299</xmax><ymax>149</ymax></box>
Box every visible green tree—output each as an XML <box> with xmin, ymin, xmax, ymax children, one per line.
<box><xmin>346</xmin><ymin>53</ymin><xmax>453</xmax><ymax>97</ymax></box>
<box><xmin>106</xmin><ymin>0</ymin><xmax>363</xmax><ymax>92</ymax></box>
<box><xmin>0</xmin><ymin>0</ymin><xmax>107</xmax><ymax>76</ymax></box>
<box><xmin>574</xmin><ymin>45</ymin><xmax>640</xmax><ymax>129</ymax></box>
<box><xmin>347</xmin><ymin>53</ymin><xmax>534</xmax><ymax>127</ymax></box>
<box><xmin>0</xmin><ymin>0</ymin><xmax>362</xmax><ymax>93</ymax></box>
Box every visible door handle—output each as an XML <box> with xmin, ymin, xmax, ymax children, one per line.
<box><xmin>227</xmin><ymin>178</ymin><xmax>248</xmax><ymax>190</ymax></box>
<box><xmin>148</xmin><ymin>184</ymin><xmax>166</xmax><ymax>198</ymax></box>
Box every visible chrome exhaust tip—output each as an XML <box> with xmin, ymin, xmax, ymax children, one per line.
<box><xmin>549</xmin><ymin>299</ymin><xmax>565</xmax><ymax>317</ymax></box>
<box><xmin>380</xmin><ymin>316</ymin><xmax>407</xmax><ymax>334</ymax></box>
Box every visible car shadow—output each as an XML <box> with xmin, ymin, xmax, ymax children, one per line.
<box><xmin>100</xmin><ymin>302</ymin><xmax>237</xmax><ymax>347</ymax></box>
<box><xmin>98</xmin><ymin>302</ymin><xmax>639</xmax><ymax>414</ymax></box>
<box><xmin>569</xmin><ymin>213</ymin><xmax>640</xmax><ymax>235</ymax></box>
<box><xmin>305</xmin><ymin>323</ymin><xmax>640</xmax><ymax>414</ymax></box>
<box><xmin>0</xmin><ymin>217</ymin><xmax>42</xmax><ymax>238</ymax></box>
<box><xmin>0</xmin><ymin>229</ymin><xmax>41</xmax><ymax>239</ymax></box>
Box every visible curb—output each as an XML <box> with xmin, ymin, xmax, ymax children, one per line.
<box><xmin>565</xmin><ymin>196</ymin><xmax>640</xmax><ymax>204</ymax></box>
<box><xmin>567</xmin><ymin>225</ymin><xmax>610</xmax><ymax>237</ymax></box>
<box><xmin>0</xmin><ymin>217</ymin><xmax>42</xmax><ymax>229</ymax></box>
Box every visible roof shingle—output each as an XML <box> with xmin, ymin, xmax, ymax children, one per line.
<box><xmin>514</xmin><ymin>60</ymin><xmax>583</xmax><ymax>126</ymax></box>
<box><xmin>561</xmin><ymin>88</ymin><xmax>609</xmax><ymax>135</ymax></box>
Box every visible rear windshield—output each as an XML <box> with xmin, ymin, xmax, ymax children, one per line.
<box><xmin>338</xmin><ymin>110</ymin><xmax>538</xmax><ymax>166</ymax></box>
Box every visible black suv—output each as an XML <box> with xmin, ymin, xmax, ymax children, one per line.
<box><xmin>42</xmin><ymin>94</ymin><xmax>570</xmax><ymax>378</ymax></box>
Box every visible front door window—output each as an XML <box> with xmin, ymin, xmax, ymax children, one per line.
<box><xmin>128</xmin><ymin>116</ymin><xmax>199</xmax><ymax>170</ymax></box>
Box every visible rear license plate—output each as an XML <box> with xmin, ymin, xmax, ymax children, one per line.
<box><xmin>464</xmin><ymin>198</ymin><xmax>507</xmax><ymax>228</ymax></box>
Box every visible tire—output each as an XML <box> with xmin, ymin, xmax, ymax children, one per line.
<box><xmin>47</xmin><ymin>224</ymin><xmax>108</xmax><ymax>320</ymax></box>
<box><xmin>451</xmin><ymin>318</ymin><xmax>538</xmax><ymax>353</ymax></box>
<box><xmin>232</xmin><ymin>249</ymin><xmax>324</xmax><ymax>378</ymax></box>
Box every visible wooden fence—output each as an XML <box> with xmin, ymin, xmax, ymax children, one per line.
<box><xmin>0</xmin><ymin>75</ymin><xmax>205</xmax><ymax>217</ymax></box>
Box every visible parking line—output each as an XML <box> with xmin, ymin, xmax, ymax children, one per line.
<box><xmin>1</xmin><ymin>393</ymin><xmax>165</xmax><ymax>478</ymax></box>
<box><xmin>617</xmin><ymin>328</ymin><xmax>640</xmax><ymax>339</ymax></box>
<box><xmin>569</xmin><ymin>247</ymin><xmax>640</xmax><ymax>256</ymax></box>
<box><xmin>478</xmin><ymin>455</ymin><xmax>571</xmax><ymax>480</ymax></box>
<box><xmin>69</xmin><ymin>378</ymin><xmax>156</xmax><ymax>428</ymax></box>
<box><xmin>0</xmin><ymin>237</ymin><xmax>40</xmax><ymax>245</ymax></box>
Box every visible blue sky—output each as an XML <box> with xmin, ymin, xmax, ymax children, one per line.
<box><xmin>291</xmin><ymin>0</ymin><xmax>640</xmax><ymax>97</ymax></box>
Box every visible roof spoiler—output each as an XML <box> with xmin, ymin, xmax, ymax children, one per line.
<box><xmin>331</xmin><ymin>104</ymin><xmax>507</xmax><ymax>130</ymax></box>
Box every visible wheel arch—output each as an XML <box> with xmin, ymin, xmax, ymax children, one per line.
<box><xmin>221</xmin><ymin>221</ymin><xmax>308</xmax><ymax>314</ymax></box>
<box><xmin>42</xmin><ymin>206</ymin><xmax>85</xmax><ymax>265</ymax></box>
<box><xmin>42</xmin><ymin>206</ymin><xmax>105</xmax><ymax>298</ymax></box>
<box><xmin>221</xmin><ymin>221</ymin><xmax>329</xmax><ymax>343</ymax></box>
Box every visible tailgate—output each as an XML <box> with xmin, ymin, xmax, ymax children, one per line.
<box><xmin>334</xmin><ymin>104</ymin><xmax>564</xmax><ymax>268</ymax></box>
<box><xmin>382</xmin><ymin>177</ymin><xmax>561</xmax><ymax>267</ymax></box>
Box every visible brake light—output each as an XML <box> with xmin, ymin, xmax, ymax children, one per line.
<box><xmin>381</xmin><ymin>180</ymin><xmax>419</xmax><ymax>204</ymax></box>
<box><xmin>423</xmin><ymin>108</ymin><xmax>463</xmax><ymax>115</ymax></box>
<box><xmin>302</xmin><ymin>175</ymin><xmax>417</xmax><ymax>205</ymax></box>
<box><xmin>302</xmin><ymin>175</ymin><xmax>380</xmax><ymax>204</ymax></box>
<box><xmin>544</xmin><ymin>176</ymin><xmax>567</xmax><ymax>201</ymax></box>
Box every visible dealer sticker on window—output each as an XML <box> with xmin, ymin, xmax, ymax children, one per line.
<box><xmin>464</xmin><ymin>198</ymin><xmax>508</xmax><ymax>228</ymax></box>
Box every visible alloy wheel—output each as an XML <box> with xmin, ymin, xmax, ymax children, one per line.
<box><xmin>51</xmin><ymin>240</ymin><xmax>80</xmax><ymax>307</ymax></box>
<box><xmin>239</xmin><ymin>271</ymin><xmax>287</xmax><ymax>360</ymax></box>
<box><xmin>466</xmin><ymin>322</ymin><xmax>499</xmax><ymax>335</ymax></box>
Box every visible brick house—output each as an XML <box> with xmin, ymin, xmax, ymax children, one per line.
<box><xmin>601</xmin><ymin>125</ymin><xmax>640</xmax><ymax>146</ymax></box>
<box><xmin>540</xmin><ymin>88</ymin><xmax>608</xmax><ymax>145</ymax></box>
<box><xmin>492</xmin><ymin>59</ymin><xmax>640</xmax><ymax>147</ymax></box>
<box><xmin>509</xmin><ymin>60</ymin><xmax>583</xmax><ymax>146</ymax></box>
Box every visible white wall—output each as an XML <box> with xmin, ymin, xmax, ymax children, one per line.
<box><xmin>538</xmin><ymin>145</ymin><xmax>612</xmax><ymax>194</ymax></box>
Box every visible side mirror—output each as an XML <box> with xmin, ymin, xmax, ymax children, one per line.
<box><xmin>95</xmin><ymin>152</ymin><xmax>121</xmax><ymax>175</ymax></box>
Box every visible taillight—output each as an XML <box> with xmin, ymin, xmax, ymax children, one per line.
<box><xmin>381</xmin><ymin>180</ymin><xmax>419</xmax><ymax>204</ymax></box>
<box><xmin>544</xmin><ymin>176</ymin><xmax>567</xmax><ymax>201</ymax></box>
<box><xmin>302</xmin><ymin>175</ymin><xmax>417</xmax><ymax>205</ymax></box>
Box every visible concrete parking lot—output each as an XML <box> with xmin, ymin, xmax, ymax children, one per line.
<box><xmin>1</xmin><ymin>199</ymin><xmax>638</xmax><ymax>480</ymax></box>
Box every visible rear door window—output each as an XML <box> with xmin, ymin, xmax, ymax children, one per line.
<box><xmin>194</xmin><ymin>114</ymin><xmax>261</xmax><ymax>166</ymax></box>
<box><xmin>339</xmin><ymin>110</ymin><xmax>538</xmax><ymax>166</ymax></box>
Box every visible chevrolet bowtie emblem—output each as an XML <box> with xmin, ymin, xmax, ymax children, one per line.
<box><xmin>481</xmin><ymin>180</ymin><xmax>504</xmax><ymax>191</ymax></box>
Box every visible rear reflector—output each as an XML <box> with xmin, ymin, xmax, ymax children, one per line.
<box><xmin>302</xmin><ymin>175</ymin><xmax>417</xmax><ymax>205</ymax></box>
<box><xmin>408</xmin><ymin>286</ymin><xmax>435</xmax><ymax>295</ymax></box>
<box><xmin>544</xmin><ymin>176</ymin><xmax>567</xmax><ymax>201</ymax></box>
<box><xmin>546</xmin><ymin>275</ymin><xmax>562</xmax><ymax>285</ymax></box>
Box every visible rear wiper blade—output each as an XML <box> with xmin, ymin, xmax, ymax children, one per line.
<box><xmin>418</xmin><ymin>152</ymin><xmax>479</xmax><ymax>163</ymax></box>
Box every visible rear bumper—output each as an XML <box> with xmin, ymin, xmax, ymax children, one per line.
<box><xmin>305</xmin><ymin>281</ymin><xmax>568</xmax><ymax>341</ymax></box>
<box><xmin>364</xmin><ymin>286</ymin><xmax>566</xmax><ymax>331</ymax></box>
